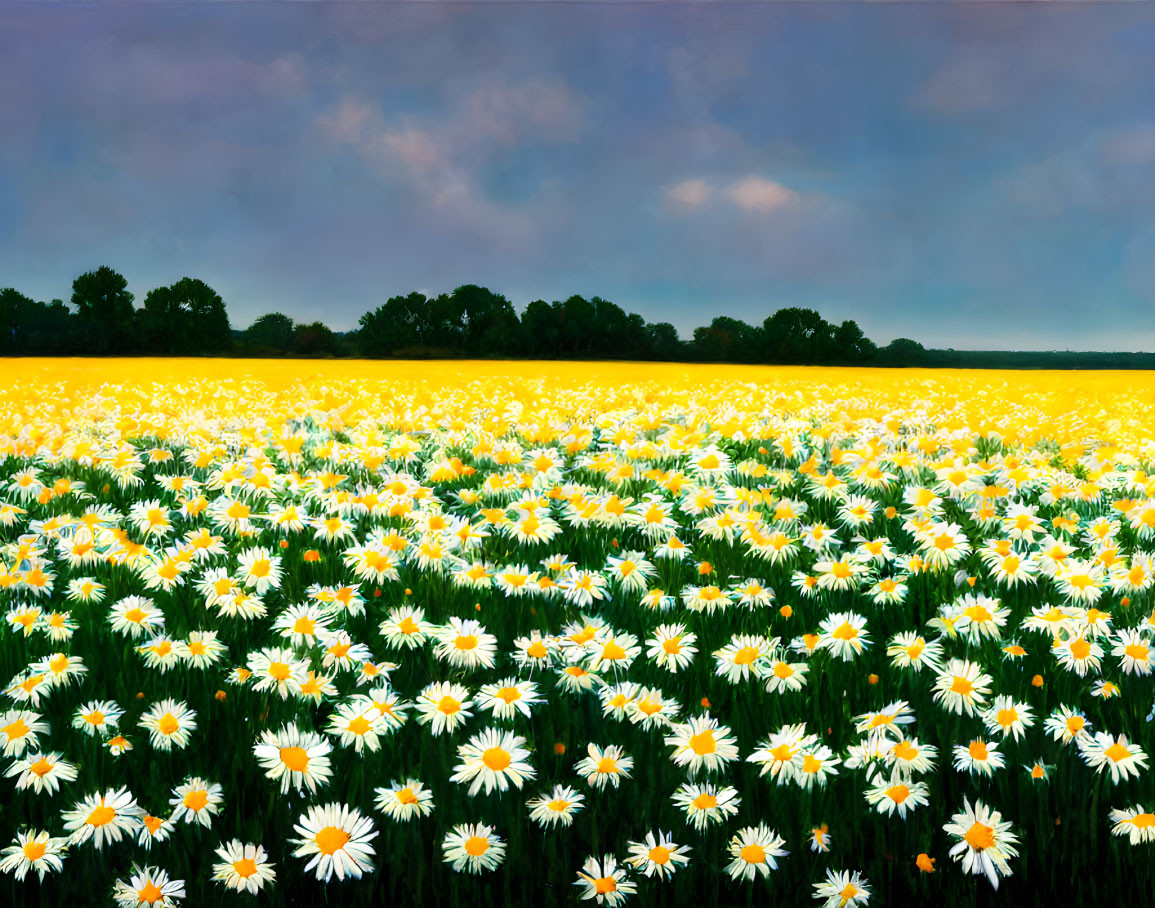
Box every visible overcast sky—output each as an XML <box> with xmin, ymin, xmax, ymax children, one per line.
<box><xmin>2</xmin><ymin>2</ymin><xmax>1154</xmax><ymax>349</ymax></box>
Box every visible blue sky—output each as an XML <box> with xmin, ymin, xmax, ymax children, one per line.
<box><xmin>2</xmin><ymin>2</ymin><xmax>1154</xmax><ymax>349</ymax></box>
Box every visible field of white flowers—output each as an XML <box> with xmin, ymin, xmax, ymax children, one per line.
<box><xmin>2</xmin><ymin>359</ymin><xmax>1155</xmax><ymax>907</ymax></box>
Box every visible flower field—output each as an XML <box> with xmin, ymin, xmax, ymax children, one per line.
<box><xmin>3</xmin><ymin>358</ymin><xmax>1155</xmax><ymax>907</ymax></box>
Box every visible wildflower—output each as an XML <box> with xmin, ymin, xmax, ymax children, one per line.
<box><xmin>726</xmin><ymin>824</ymin><xmax>788</xmax><ymax>881</ymax></box>
<box><xmin>291</xmin><ymin>803</ymin><xmax>377</xmax><ymax>882</ymax></box>
<box><xmin>942</xmin><ymin>798</ymin><xmax>1019</xmax><ymax>890</ymax></box>
<box><xmin>575</xmin><ymin>854</ymin><xmax>636</xmax><ymax>904</ymax></box>
<box><xmin>211</xmin><ymin>840</ymin><xmax>277</xmax><ymax>895</ymax></box>
<box><xmin>442</xmin><ymin>823</ymin><xmax>506</xmax><ymax>874</ymax></box>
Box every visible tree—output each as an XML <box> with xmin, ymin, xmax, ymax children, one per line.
<box><xmin>244</xmin><ymin>313</ymin><xmax>295</xmax><ymax>352</ymax></box>
<box><xmin>0</xmin><ymin>288</ymin><xmax>35</xmax><ymax>354</ymax></box>
<box><xmin>881</xmin><ymin>337</ymin><xmax>928</xmax><ymax>366</ymax></box>
<box><xmin>692</xmin><ymin>316</ymin><xmax>761</xmax><ymax>363</ymax></box>
<box><xmin>292</xmin><ymin>321</ymin><xmax>339</xmax><ymax>356</ymax></box>
<box><xmin>646</xmin><ymin>322</ymin><xmax>683</xmax><ymax>361</ymax></box>
<box><xmin>71</xmin><ymin>267</ymin><xmax>135</xmax><ymax>353</ymax></box>
<box><xmin>137</xmin><ymin>278</ymin><xmax>230</xmax><ymax>355</ymax></box>
<box><xmin>832</xmin><ymin>319</ymin><xmax>877</xmax><ymax>364</ymax></box>
<box><xmin>450</xmin><ymin>285</ymin><xmax>521</xmax><ymax>356</ymax></box>
<box><xmin>358</xmin><ymin>292</ymin><xmax>432</xmax><ymax>356</ymax></box>
<box><xmin>763</xmin><ymin>307</ymin><xmax>834</xmax><ymax>363</ymax></box>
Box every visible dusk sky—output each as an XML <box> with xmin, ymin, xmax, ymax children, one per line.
<box><xmin>3</xmin><ymin>2</ymin><xmax>1155</xmax><ymax>349</ymax></box>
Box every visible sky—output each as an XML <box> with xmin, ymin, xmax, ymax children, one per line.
<box><xmin>2</xmin><ymin>2</ymin><xmax>1155</xmax><ymax>350</ymax></box>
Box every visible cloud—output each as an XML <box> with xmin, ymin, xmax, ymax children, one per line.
<box><xmin>912</xmin><ymin>56</ymin><xmax>1009</xmax><ymax>114</ymax></box>
<box><xmin>462</xmin><ymin>79</ymin><xmax>583</xmax><ymax>146</ymax></box>
<box><xmin>666</xmin><ymin>178</ymin><xmax>712</xmax><ymax>209</ymax></box>
<box><xmin>725</xmin><ymin>176</ymin><xmax>796</xmax><ymax>214</ymax></box>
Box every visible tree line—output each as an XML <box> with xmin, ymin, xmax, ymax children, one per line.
<box><xmin>4</xmin><ymin>266</ymin><xmax>1153</xmax><ymax>368</ymax></box>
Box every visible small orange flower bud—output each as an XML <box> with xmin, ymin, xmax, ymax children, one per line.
<box><xmin>405</xmin><ymin>588</ymin><xmax>413</xmax><ymax>596</ymax></box>
<box><xmin>916</xmin><ymin>854</ymin><xmax>936</xmax><ymax>873</ymax></box>
<box><xmin>215</xmin><ymin>690</ymin><xmax>227</xmax><ymax>701</ymax></box>
<box><xmin>868</xmin><ymin>673</ymin><xmax>879</xmax><ymax>685</ymax></box>
<box><xmin>1032</xmin><ymin>674</ymin><xmax>1044</xmax><ymax>687</ymax></box>
<box><xmin>554</xmin><ymin>742</ymin><xmax>566</xmax><ymax>755</ymax></box>
<box><xmin>1121</xmin><ymin>597</ymin><xmax>1131</xmax><ymax>607</ymax></box>
<box><xmin>475</xmin><ymin>602</ymin><xmax>481</xmax><ymax>612</ymax></box>
<box><xmin>700</xmin><ymin>697</ymin><xmax>710</xmax><ymax>708</ymax></box>
<box><xmin>698</xmin><ymin>561</ymin><xmax>713</xmax><ymax>576</ymax></box>
<box><xmin>374</xmin><ymin>588</ymin><xmax>382</xmax><ymax>598</ymax></box>
<box><xmin>303</xmin><ymin>549</ymin><xmax>321</xmax><ymax>562</ymax></box>
<box><xmin>884</xmin><ymin>506</ymin><xmax>897</xmax><ymax>519</ymax></box>
<box><xmin>136</xmin><ymin>691</ymin><xmax>144</xmax><ymax>699</ymax></box>
<box><xmin>279</xmin><ymin>539</ymin><xmax>289</xmax><ymax>549</ymax></box>
<box><xmin>758</xmin><ymin>446</ymin><xmax>769</xmax><ymax>455</ymax></box>
<box><xmin>779</xmin><ymin>605</ymin><xmax>793</xmax><ymax>619</ymax></box>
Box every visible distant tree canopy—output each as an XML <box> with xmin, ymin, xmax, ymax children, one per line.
<box><xmin>7</xmin><ymin>268</ymin><xmax>1151</xmax><ymax>369</ymax></box>
<box><xmin>139</xmin><ymin>277</ymin><xmax>230</xmax><ymax>355</ymax></box>
<box><xmin>71</xmin><ymin>266</ymin><xmax>135</xmax><ymax>354</ymax></box>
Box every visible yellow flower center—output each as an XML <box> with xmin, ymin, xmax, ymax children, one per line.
<box><xmin>314</xmin><ymin>826</ymin><xmax>350</xmax><ymax>856</ymax></box>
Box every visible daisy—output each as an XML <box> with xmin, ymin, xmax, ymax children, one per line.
<box><xmin>813</xmin><ymin>869</ymin><xmax>871</xmax><ymax>907</ymax></box>
<box><xmin>884</xmin><ymin>737</ymin><xmax>939</xmax><ymax>777</ymax></box>
<box><xmin>943</xmin><ymin>798</ymin><xmax>1019</xmax><ymax>890</ymax></box>
<box><xmin>273</xmin><ymin>603</ymin><xmax>333</xmax><ymax>648</ymax></box>
<box><xmin>63</xmin><ymin>786</ymin><xmax>143</xmax><ymax>848</ymax></box>
<box><xmin>434</xmin><ymin>617</ymin><xmax>498</xmax><ymax>671</ymax></box>
<box><xmin>981</xmin><ymin>696</ymin><xmax>1035</xmax><ymax>742</ymax></box>
<box><xmin>794</xmin><ymin>743</ymin><xmax>842</xmax><ymax>790</ymax></box>
<box><xmin>864</xmin><ymin>775</ymin><xmax>929</xmax><ymax>819</ymax></box>
<box><xmin>138</xmin><ymin>698</ymin><xmax>198</xmax><ymax>751</ymax></box>
<box><xmin>665</xmin><ymin>714</ymin><xmax>740</xmax><ymax>776</ymax></box>
<box><xmin>647</xmin><ymin>624</ymin><xmax>698</xmax><ymax>673</ymax></box>
<box><xmin>726</xmin><ymin>824</ymin><xmax>788</xmax><ymax>881</ymax></box>
<box><xmin>747</xmin><ymin>723</ymin><xmax>815</xmax><ymax>784</ymax></box>
<box><xmin>853</xmin><ymin>701</ymin><xmax>915</xmax><ymax>739</ymax></box>
<box><xmin>511</xmin><ymin>632</ymin><xmax>558</xmax><ymax>673</ymax></box>
<box><xmin>378</xmin><ymin>605</ymin><xmax>435</xmax><ymax>650</ymax></box>
<box><xmin>952</xmin><ymin>738</ymin><xmax>1005</xmax><ymax>777</ymax></box>
<box><xmin>479</xmin><ymin>678</ymin><xmax>542</xmax><ymax>720</ymax></box>
<box><xmin>108</xmin><ymin>595</ymin><xmax>164</xmax><ymax>639</ymax></box>
<box><xmin>1054</xmin><ymin>633</ymin><xmax>1104</xmax><ymax>677</ymax></box>
<box><xmin>137</xmin><ymin>814</ymin><xmax>171</xmax><ymax>851</ymax></box>
<box><xmin>625</xmin><ymin>830</ymin><xmax>689</xmax><ymax>879</ymax></box>
<box><xmin>291</xmin><ymin>803</ymin><xmax>377</xmax><ymax>882</ymax></box>
<box><xmin>5</xmin><ymin>750</ymin><xmax>78</xmax><ymax>795</ymax></box>
<box><xmin>626</xmin><ymin>686</ymin><xmax>680</xmax><ymax>729</ymax></box>
<box><xmin>575</xmin><ymin>743</ymin><xmax>634</xmax><ymax>789</ymax></box>
<box><xmin>211</xmin><ymin>840</ymin><xmax>277</xmax><ymax>895</ymax></box>
<box><xmin>1112</xmin><ymin>628</ymin><xmax>1154</xmax><ymax>676</ymax></box>
<box><xmin>111</xmin><ymin>865</ymin><xmax>185</xmax><ymax>907</ymax></box>
<box><xmin>886</xmin><ymin>631</ymin><xmax>944</xmax><ymax>673</ymax></box>
<box><xmin>712</xmin><ymin>634</ymin><xmax>773</xmax><ymax>683</ymax></box>
<box><xmin>931</xmin><ymin>659</ymin><xmax>991</xmax><ymax>716</ymax></box>
<box><xmin>0</xmin><ymin>829</ymin><xmax>67</xmax><ymax>881</ymax></box>
<box><xmin>73</xmin><ymin>700</ymin><xmax>123</xmax><ymax>737</ymax></box>
<box><xmin>1078</xmin><ymin>731</ymin><xmax>1149</xmax><ymax>783</ymax></box>
<box><xmin>375</xmin><ymin>779</ymin><xmax>435</xmax><ymax>822</ymax></box>
<box><xmin>1109</xmin><ymin>805</ymin><xmax>1155</xmax><ymax>845</ymax></box>
<box><xmin>817</xmin><ymin>612</ymin><xmax>870</xmax><ymax>661</ymax></box>
<box><xmin>810</xmin><ymin>824</ymin><xmax>831</xmax><ymax>853</ymax></box>
<box><xmin>326</xmin><ymin>696</ymin><xmax>390</xmax><ymax>753</ymax></box>
<box><xmin>247</xmin><ymin>647</ymin><xmax>309</xmax><ymax>699</ymax></box>
<box><xmin>449</xmin><ymin>727</ymin><xmax>537</xmax><ymax>796</ymax></box>
<box><xmin>671</xmin><ymin>781</ymin><xmax>741</xmax><ymax>830</ymax></box>
<box><xmin>1044</xmin><ymin>705</ymin><xmax>1092</xmax><ymax>745</ymax></box>
<box><xmin>442</xmin><ymin>823</ymin><xmax>506</xmax><ymax>874</ymax></box>
<box><xmin>168</xmin><ymin>777</ymin><xmax>223</xmax><ymax>828</ymax></box>
<box><xmin>574</xmin><ymin>854</ymin><xmax>636</xmax><ymax>905</ymax></box>
<box><xmin>414</xmin><ymin>681</ymin><xmax>474</xmax><ymax>736</ymax></box>
<box><xmin>527</xmin><ymin>784</ymin><xmax>586</xmax><ymax>829</ymax></box>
